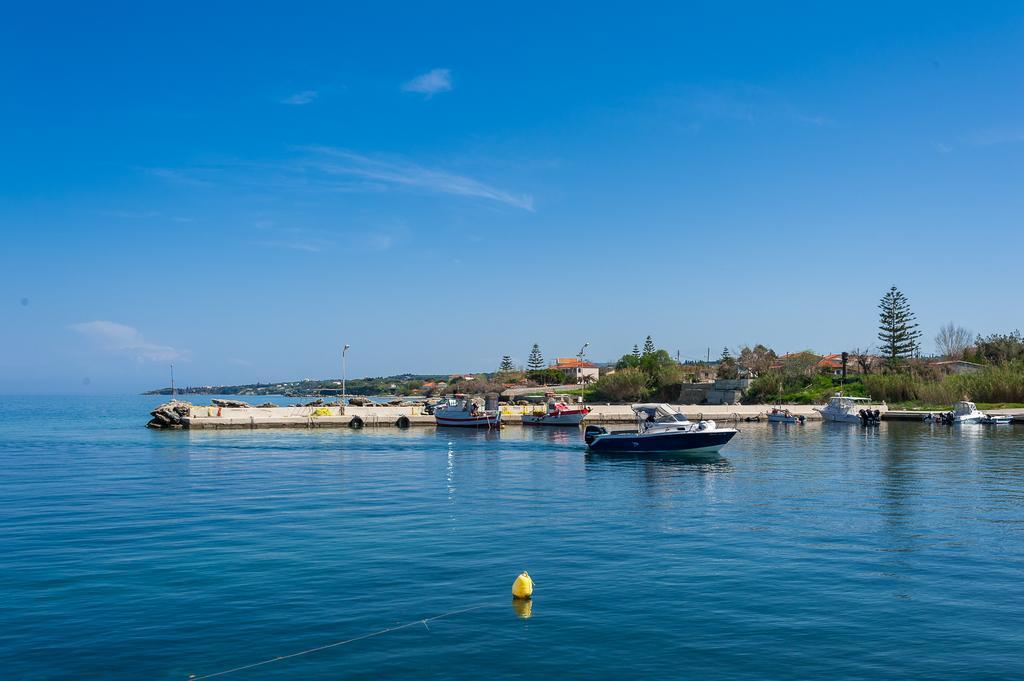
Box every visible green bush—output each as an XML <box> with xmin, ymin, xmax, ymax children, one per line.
<box><xmin>745</xmin><ymin>372</ymin><xmax>868</xmax><ymax>405</ymax></box>
<box><xmin>526</xmin><ymin>368</ymin><xmax>569</xmax><ymax>385</ymax></box>
<box><xmin>863</xmin><ymin>362</ymin><xmax>1024</xmax><ymax>406</ymax></box>
<box><xmin>592</xmin><ymin>368</ymin><xmax>650</xmax><ymax>402</ymax></box>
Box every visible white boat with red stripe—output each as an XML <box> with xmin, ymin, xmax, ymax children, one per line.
<box><xmin>433</xmin><ymin>396</ymin><xmax>501</xmax><ymax>428</ymax></box>
<box><xmin>522</xmin><ymin>398</ymin><xmax>591</xmax><ymax>426</ymax></box>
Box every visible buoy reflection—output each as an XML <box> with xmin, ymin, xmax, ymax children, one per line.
<box><xmin>511</xmin><ymin>598</ymin><xmax>533</xmax><ymax>619</ymax></box>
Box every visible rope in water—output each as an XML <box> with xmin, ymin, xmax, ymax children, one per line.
<box><xmin>187</xmin><ymin>603</ymin><xmax>492</xmax><ymax>680</ymax></box>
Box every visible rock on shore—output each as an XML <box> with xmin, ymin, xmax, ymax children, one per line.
<box><xmin>147</xmin><ymin>400</ymin><xmax>192</xmax><ymax>429</ymax></box>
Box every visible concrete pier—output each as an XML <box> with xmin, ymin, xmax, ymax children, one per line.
<box><xmin>159</xmin><ymin>402</ymin><xmax>1024</xmax><ymax>430</ymax></box>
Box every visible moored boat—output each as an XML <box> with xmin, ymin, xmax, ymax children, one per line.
<box><xmin>433</xmin><ymin>396</ymin><xmax>501</xmax><ymax>428</ymax></box>
<box><xmin>814</xmin><ymin>393</ymin><xmax>885</xmax><ymax>424</ymax></box>
<box><xmin>767</xmin><ymin>407</ymin><xmax>804</xmax><ymax>424</ymax></box>
<box><xmin>928</xmin><ymin>401</ymin><xmax>996</xmax><ymax>425</ymax></box>
<box><xmin>583</xmin><ymin>403</ymin><xmax>737</xmax><ymax>454</ymax></box>
<box><xmin>522</xmin><ymin>397</ymin><xmax>591</xmax><ymax>426</ymax></box>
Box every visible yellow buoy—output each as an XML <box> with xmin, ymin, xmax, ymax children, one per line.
<box><xmin>512</xmin><ymin>571</ymin><xmax>534</xmax><ymax>600</ymax></box>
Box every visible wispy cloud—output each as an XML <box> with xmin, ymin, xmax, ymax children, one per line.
<box><xmin>249</xmin><ymin>219</ymin><xmax>412</xmax><ymax>254</ymax></box>
<box><xmin>302</xmin><ymin>147</ymin><xmax>534</xmax><ymax>210</ymax></box>
<box><xmin>70</xmin><ymin>321</ymin><xmax>185</xmax><ymax>362</ymax></box>
<box><xmin>932</xmin><ymin>128</ymin><xmax>1024</xmax><ymax>154</ymax></box>
<box><xmin>963</xmin><ymin>128</ymin><xmax>1024</xmax><ymax>147</ymax></box>
<box><xmin>147</xmin><ymin>167</ymin><xmax>215</xmax><ymax>188</ymax></box>
<box><xmin>665</xmin><ymin>83</ymin><xmax>832</xmax><ymax>130</ymax></box>
<box><xmin>248</xmin><ymin>221</ymin><xmax>330</xmax><ymax>252</ymax></box>
<box><xmin>252</xmin><ymin>239</ymin><xmax>325</xmax><ymax>253</ymax></box>
<box><xmin>147</xmin><ymin>147</ymin><xmax>533</xmax><ymax>211</ymax></box>
<box><xmin>282</xmin><ymin>90</ymin><xmax>318</xmax><ymax>105</ymax></box>
<box><xmin>401</xmin><ymin>68</ymin><xmax>453</xmax><ymax>97</ymax></box>
<box><xmin>102</xmin><ymin>209</ymin><xmax>194</xmax><ymax>223</ymax></box>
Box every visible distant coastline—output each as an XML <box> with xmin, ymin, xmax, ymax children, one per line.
<box><xmin>143</xmin><ymin>375</ymin><xmax>447</xmax><ymax>398</ymax></box>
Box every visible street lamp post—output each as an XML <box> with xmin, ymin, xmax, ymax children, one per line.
<box><xmin>577</xmin><ymin>342</ymin><xmax>593</xmax><ymax>401</ymax></box>
<box><xmin>342</xmin><ymin>344</ymin><xmax>350</xmax><ymax>401</ymax></box>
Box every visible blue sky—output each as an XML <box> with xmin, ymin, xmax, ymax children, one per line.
<box><xmin>2</xmin><ymin>2</ymin><xmax>1023</xmax><ymax>393</ymax></box>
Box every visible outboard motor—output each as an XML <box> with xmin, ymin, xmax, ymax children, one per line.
<box><xmin>584</xmin><ymin>425</ymin><xmax>607</xmax><ymax>446</ymax></box>
<box><xmin>859</xmin><ymin>409</ymin><xmax>881</xmax><ymax>426</ymax></box>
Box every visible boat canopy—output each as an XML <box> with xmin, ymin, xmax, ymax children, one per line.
<box><xmin>954</xmin><ymin>401</ymin><xmax>977</xmax><ymax>415</ymax></box>
<box><xmin>829</xmin><ymin>395</ymin><xmax>871</xmax><ymax>403</ymax></box>
<box><xmin>632</xmin><ymin>403</ymin><xmax>689</xmax><ymax>423</ymax></box>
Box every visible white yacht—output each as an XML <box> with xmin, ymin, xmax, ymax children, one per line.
<box><xmin>813</xmin><ymin>394</ymin><xmax>885</xmax><ymax>423</ymax></box>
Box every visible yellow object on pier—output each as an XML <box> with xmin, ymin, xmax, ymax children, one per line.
<box><xmin>512</xmin><ymin>571</ymin><xmax>534</xmax><ymax>600</ymax></box>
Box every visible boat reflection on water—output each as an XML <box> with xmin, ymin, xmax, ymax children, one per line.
<box><xmin>511</xmin><ymin>598</ymin><xmax>533</xmax><ymax>619</ymax></box>
<box><xmin>517</xmin><ymin>426</ymin><xmax>579</xmax><ymax>446</ymax></box>
<box><xmin>585</xmin><ymin>450</ymin><xmax>732</xmax><ymax>469</ymax></box>
<box><xmin>585</xmin><ymin>450</ymin><xmax>734</xmax><ymax>500</ymax></box>
<box><xmin>438</xmin><ymin>424</ymin><xmax>586</xmax><ymax>447</ymax></box>
<box><xmin>435</xmin><ymin>426</ymin><xmax>503</xmax><ymax>444</ymax></box>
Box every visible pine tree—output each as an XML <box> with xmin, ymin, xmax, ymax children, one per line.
<box><xmin>499</xmin><ymin>355</ymin><xmax>514</xmax><ymax>372</ymax></box>
<box><xmin>718</xmin><ymin>347</ymin><xmax>738</xmax><ymax>379</ymax></box>
<box><xmin>527</xmin><ymin>344</ymin><xmax>545</xmax><ymax>371</ymax></box>
<box><xmin>642</xmin><ymin>335</ymin><xmax>655</xmax><ymax>356</ymax></box>
<box><xmin>632</xmin><ymin>344</ymin><xmax>641</xmax><ymax>359</ymax></box>
<box><xmin>877</xmin><ymin>286</ymin><xmax>922</xmax><ymax>360</ymax></box>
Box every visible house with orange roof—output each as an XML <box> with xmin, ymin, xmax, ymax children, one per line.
<box><xmin>549</xmin><ymin>357</ymin><xmax>600</xmax><ymax>383</ymax></box>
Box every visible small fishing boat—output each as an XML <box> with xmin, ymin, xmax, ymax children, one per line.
<box><xmin>981</xmin><ymin>414</ymin><xmax>1014</xmax><ymax>425</ymax></box>
<box><xmin>522</xmin><ymin>398</ymin><xmax>591</xmax><ymax>426</ymax></box>
<box><xmin>583</xmin><ymin>403</ymin><xmax>737</xmax><ymax>454</ymax></box>
<box><xmin>433</xmin><ymin>396</ymin><xmax>501</xmax><ymax>428</ymax></box>
<box><xmin>765</xmin><ymin>378</ymin><xmax>803</xmax><ymax>423</ymax></box>
<box><xmin>766</xmin><ymin>407</ymin><xmax>804</xmax><ymax>424</ymax></box>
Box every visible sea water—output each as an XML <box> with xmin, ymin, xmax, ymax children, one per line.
<box><xmin>0</xmin><ymin>395</ymin><xmax>1022</xmax><ymax>679</ymax></box>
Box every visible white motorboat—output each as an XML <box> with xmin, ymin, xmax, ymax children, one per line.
<box><xmin>813</xmin><ymin>394</ymin><xmax>885</xmax><ymax>424</ymax></box>
<box><xmin>951</xmin><ymin>401</ymin><xmax>985</xmax><ymax>424</ymax></box>
<box><xmin>928</xmin><ymin>401</ymin><xmax>986</xmax><ymax>425</ymax></box>
<box><xmin>433</xmin><ymin>396</ymin><xmax>501</xmax><ymax>428</ymax></box>
<box><xmin>522</xmin><ymin>398</ymin><xmax>591</xmax><ymax>426</ymax></box>
<box><xmin>981</xmin><ymin>414</ymin><xmax>1014</xmax><ymax>425</ymax></box>
<box><xmin>584</xmin><ymin>404</ymin><xmax>738</xmax><ymax>454</ymax></box>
